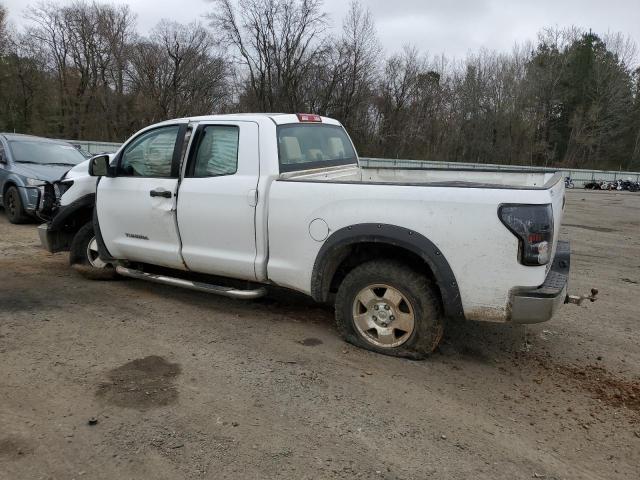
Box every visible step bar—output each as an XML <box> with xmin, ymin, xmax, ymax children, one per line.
<box><xmin>115</xmin><ymin>266</ymin><xmax>267</xmax><ymax>300</ymax></box>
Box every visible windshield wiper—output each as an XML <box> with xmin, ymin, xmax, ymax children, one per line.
<box><xmin>16</xmin><ymin>161</ymin><xmax>76</xmax><ymax>166</ymax></box>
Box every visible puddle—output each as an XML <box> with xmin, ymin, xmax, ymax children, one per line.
<box><xmin>96</xmin><ymin>356</ymin><xmax>181</xmax><ymax>410</ymax></box>
<box><xmin>540</xmin><ymin>361</ymin><xmax>640</xmax><ymax>412</ymax></box>
<box><xmin>0</xmin><ymin>437</ymin><xmax>32</xmax><ymax>460</ymax></box>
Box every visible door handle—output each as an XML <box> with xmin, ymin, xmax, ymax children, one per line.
<box><xmin>150</xmin><ymin>188</ymin><xmax>172</xmax><ymax>198</ymax></box>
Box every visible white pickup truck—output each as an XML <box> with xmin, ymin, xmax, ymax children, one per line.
<box><xmin>39</xmin><ymin>113</ymin><xmax>582</xmax><ymax>358</ymax></box>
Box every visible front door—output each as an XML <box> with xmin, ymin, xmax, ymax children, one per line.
<box><xmin>176</xmin><ymin>121</ymin><xmax>259</xmax><ymax>280</ymax></box>
<box><xmin>96</xmin><ymin>123</ymin><xmax>187</xmax><ymax>269</ymax></box>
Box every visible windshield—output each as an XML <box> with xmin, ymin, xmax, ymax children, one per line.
<box><xmin>8</xmin><ymin>140</ymin><xmax>86</xmax><ymax>166</ymax></box>
<box><xmin>277</xmin><ymin>124</ymin><xmax>357</xmax><ymax>173</ymax></box>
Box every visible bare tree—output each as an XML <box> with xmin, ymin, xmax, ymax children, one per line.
<box><xmin>129</xmin><ymin>21</ymin><xmax>229</xmax><ymax>123</ymax></box>
<box><xmin>1</xmin><ymin>0</ymin><xmax>639</xmax><ymax>169</ymax></box>
<box><xmin>327</xmin><ymin>0</ymin><xmax>379</xmax><ymax>147</ymax></box>
<box><xmin>24</xmin><ymin>1</ymin><xmax>136</xmax><ymax>138</ymax></box>
<box><xmin>209</xmin><ymin>0</ymin><xmax>328</xmax><ymax>111</ymax></box>
<box><xmin>0</xmin><ymin>3</ymin><xmax>7</xmax><ymax>53</ymax></box>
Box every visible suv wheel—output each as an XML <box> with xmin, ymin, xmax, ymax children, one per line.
<box><xmin>5</xmin><ymin>186</ymin><xmax>30</xmax><ymax>224</ymax></box>
<box><xmin>69</xmin><ymin>222</ymin><xmax>118</xmax><ymax>280</ymax></box>
<box><xmin>335</xmin><ymin>260</ymin><xmax>444</xmax><ymax>359</ymax></box>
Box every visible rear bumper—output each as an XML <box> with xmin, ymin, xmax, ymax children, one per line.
<box><xmin>510</xmin><ymin>240</ymin><xmax>570</xmax><ymax>324</ymax></box>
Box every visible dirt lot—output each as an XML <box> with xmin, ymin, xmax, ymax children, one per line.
<box><xmin>1</xmin><ymin>190</ymin><xmax>639</xmax><ymax>480</ymax></box>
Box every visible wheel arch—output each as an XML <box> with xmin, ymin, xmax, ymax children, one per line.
<box><xmin>311</xmin><ymin>223</ymin><xmax>464</xmax><ymax>319</ymax></box>
<box><xmin>2</xmin><ymin>178</ymin><xmax>19</xmax><ymax>200</ymax></box>
<box><xmin>42</xmin><ymin>193</ymin><xmax>96</xmax><ymax>252</ymax></box>
<box><xmin>50</xmin><ymin>193</ymin><xmax>96</xmax><ymax>232</ymax></box>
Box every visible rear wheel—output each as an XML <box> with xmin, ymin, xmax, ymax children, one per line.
<box><xmin>335</xmin><ymin>260</ymin><xmax>444</xmax><ymax>359</ymax></box>
<box><xmin>5</xmin><ymin>186</ymin><xmax>30</xmax><ymax>224</ymax></box>
<box><xmin>69</xmin><ymin>222</ymin><xmax>118</xmax><ymax>280</ymax></box>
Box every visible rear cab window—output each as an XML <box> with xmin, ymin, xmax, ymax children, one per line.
<box><xmin>277</xmin><ymin>124</ymin><xmax>357</xmax><ymax>173</ymax></box>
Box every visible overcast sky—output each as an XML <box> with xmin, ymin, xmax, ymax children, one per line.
<box><xmin>3</xmin><ymin>0</ymin><xmax>639</xmax><ymax>59</ymax></box>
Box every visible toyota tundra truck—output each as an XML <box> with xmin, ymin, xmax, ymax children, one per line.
<box><xmin>39</xmin><ymin>113</ymin><xmax>582</xmax><ymax>358</ymax></box>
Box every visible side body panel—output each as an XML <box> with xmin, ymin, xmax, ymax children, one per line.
<box><xmin>176</xmin><ymin>121</ymin><xmax>260</xmax><ymax>280</ymax></box>
<box><xmin>96</xmin><ymin>123</ymin><xmax>187</xmax><ymax>270</ymax></box>
<box><xmin>97</xmin><ymin>176</ymin><xmax>183</xmax><ymax>268</ymax></box>
<box><xmin>267</xmin><ymin>180</ymin><xmax>559</xmax><ymax>322</ymax></box>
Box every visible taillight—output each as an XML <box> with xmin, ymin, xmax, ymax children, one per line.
<box><xmin>499</xmin><ymin>204</ymin><xmax>553</xmax><ymax>266</ymax></box>
<box><xmin>296</xmin><ymin>113</ymin><xmax>322</xmax><ymax>122</ymax></box>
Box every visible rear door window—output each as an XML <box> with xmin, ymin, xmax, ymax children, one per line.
<box><xmin>189</xmin><ymin>125</ymin><xmax>239</xmax><ymax>177</ymax></box>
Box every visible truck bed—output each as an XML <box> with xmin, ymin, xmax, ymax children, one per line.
<box><xmin>281</xmin><ymin>164</ymin><xmax>561</xmax><ymax>190</ymax></box>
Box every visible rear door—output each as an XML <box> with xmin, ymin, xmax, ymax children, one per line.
<box><xmin>176</xmin><ymin>121</ymin><xmax>259</xmax><ymax>280</ymax></box>
<box><xmin>96</xmin><ymin>123</ymin><xmax>187</xmax><ymax>269</ymax></box>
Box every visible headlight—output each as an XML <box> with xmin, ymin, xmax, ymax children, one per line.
<box><xmin>499</xmin><ymin>204</ymin><xmax>554</xmax><ymax>266</ymax></box>
<box><xmin>56</xmin><ymin>180</ymin><xmax>74</xmax><ymax>198</ymax></box>
<box><xmin>25</xmin><ymin>177</ymin><xmax>45</xmax><ymax>187</ymax></box>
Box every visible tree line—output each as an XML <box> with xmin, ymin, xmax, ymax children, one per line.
<box><xmin>1</xmin><ymin>0</ymin><xmax>639</xmax><ymax>170</ymax></box>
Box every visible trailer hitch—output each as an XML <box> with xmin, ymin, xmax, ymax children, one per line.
<box><xmin>565</xmin><ymin>288</ymin><xmax>598</xmax><ymax>306</ymax></box>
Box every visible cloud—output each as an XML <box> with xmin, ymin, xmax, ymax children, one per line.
<box><xmin>3</xmin><ymin>0</ymin><xmax>639</xmax><ymax>60</ymax></box>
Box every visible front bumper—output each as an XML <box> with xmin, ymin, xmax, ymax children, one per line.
<box><xmin>510</xmin><ymin>240</ymin><xmax>570</xmax><ymax>324</ymax></box>
<box><xmin>18</xmin><ymin>185</ymin><xmax>42</xmax><ymax>213</ymax></box>
<box><xmin>39</xmin><ymin>220</ymin><xmax>76</xmax><ymax>254</ymax></box>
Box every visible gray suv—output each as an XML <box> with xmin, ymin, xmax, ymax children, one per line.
<box><xmin>0</xmin><ymin>133</ymin><xmax>86</xmax><ymax>223</ymax></box>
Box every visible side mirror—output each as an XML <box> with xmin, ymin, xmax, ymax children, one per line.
<box><xmin>89</xmin><ymin>154</ymin><xmax>111</xmax><ymax>177</ymax></box>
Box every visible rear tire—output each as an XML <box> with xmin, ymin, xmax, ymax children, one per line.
<box><xmin>69</xmin><ymin>222</ymin><xmax>118</xmax><ymax>280</ymax></box>
<box><xmin>5</xmin><ymin>186</ymin><xmax>30</xmax><ymax>224</ymax></box>
<box><xmin>335</xmin><ymin>260</ymin><xmax>444</xmax><ymax>359</ymax></box>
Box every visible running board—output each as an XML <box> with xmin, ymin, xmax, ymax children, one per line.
<box><xmin>115</xmin><ymin>266</ymin><xmax>267</xmax><ymax>300</ymax></box>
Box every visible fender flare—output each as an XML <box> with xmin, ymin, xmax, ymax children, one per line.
<box><xmin>1</xmin><ymin>178</ymin><xmax>18</xmax><ymax>198</ymax></box>
<box><xmin>92</xmin><ymin>201</ymin><xmax>116</xmax><ymax>262</ymax></box>
<box><xmin>49</xmin><ymin>193</ymin><xmax>96</xmax><ymax>232</ymax></box>
<box><xmin>310</xmin><ymin>223</ymin><xmax>464</xmax><ymax>319</ymax></box>
<box><xmin>2</xmin><ymin>179</ymin><xmax>24</xmax><ymax>206</ymax></box>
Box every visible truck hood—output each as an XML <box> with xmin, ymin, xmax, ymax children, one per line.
<box><xmin>11</xmin><ymin>163</ymin><xmax>77</xmax><ymax>183</ymax></box>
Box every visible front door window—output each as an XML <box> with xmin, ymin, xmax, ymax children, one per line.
<box><xmin>120</xmin><ymin>126</ymin><xmax>180</xmax><ymax>177</ymax></box>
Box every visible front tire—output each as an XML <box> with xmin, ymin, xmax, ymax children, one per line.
<box><xmin>69</xmin><ymin>222</ymin><xmax>118</xmax><ymax>280</ymax></box>
<box><xmin>335</xmin><ymin>260</ymin><xmax>444</xmax><ymax>359</ymax></box>
<box><xmin>5</xmin><ymin>186</ymin><xmax>30</xmax><ymax>224</ymax></box>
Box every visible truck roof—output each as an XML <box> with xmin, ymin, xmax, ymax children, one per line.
<box><xmin>151</xmin><ymin>113</ymin><xmax>342</xmax><ymax>127</ymax></box>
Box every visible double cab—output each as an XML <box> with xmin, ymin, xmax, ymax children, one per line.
<box><xmin>39</xmin><ymin>113</ymin><xmax>575</xmax><ymax>358</ymax></box>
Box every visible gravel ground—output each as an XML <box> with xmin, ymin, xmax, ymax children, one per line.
<box><xmin>1</xmin><ymin>190</ymin><xmax>639</xmax><ymax>480</ymax></box>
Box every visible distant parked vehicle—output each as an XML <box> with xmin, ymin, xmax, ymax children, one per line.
<box><xmin>564</xmin><ymin>176</ymin><xmax>575</xmax><ymax>189</ymax></box>
<box><xmin>622</xmin><ymin>180</ymin><xmax>640</xmax><ymax>192</ymax></box>
<box><xmin>0</xmin><ymin>133</ymin><xmax>86</xmax><ymax>223</ymax></box>
<box><xmin>583</xmin><ymin>179</ymin><xmax>640</xmax><ymax>192</ymax></box>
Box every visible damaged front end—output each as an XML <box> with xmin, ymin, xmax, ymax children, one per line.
<box><xmin>35</xmin><ymin>179</ymin><xmax>74</xmax><ymax>221</ymax></box>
